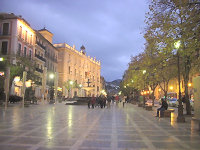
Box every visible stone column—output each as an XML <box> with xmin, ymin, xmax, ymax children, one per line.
<box><xmin>42</xmin><ymin>67</ymin><xmax>47</xmax><ymax>104</ymax></box>
<box><xmin>22</xmin><ymin>71</ymin><xmax>27</xmax><ymax>107</ymax></box>
<box><xmin>193</xmin><ymin>76</ymin><xmax>200</xmax><ymax>120</ymax></box>
<box><xmin>4</xmin><ymin>67</ymin><xmax>10</xmax><ymax>109</ymax></box>
<box><xmin>54</xmin><ymin>72</ymin><xmax>58</xmax><ymax>103</ymax></box>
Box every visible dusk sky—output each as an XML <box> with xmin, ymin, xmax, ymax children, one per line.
<box><xmin>1</xmin><ymin>0</ymin><xmax>149</xmax><ymax>82</ymax></box>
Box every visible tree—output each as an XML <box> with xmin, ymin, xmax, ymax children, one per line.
<box><xmin>144</xmin><ymin>0</ymin><xmax>200</xmax><ymax>115</ymax></box>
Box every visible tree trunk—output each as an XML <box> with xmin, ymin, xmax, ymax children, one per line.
<box><xmin>152</xmin><ymin>90</ymin><xmax>155</xmax><ymax>106</ymax></box>
<box><xmin>184</xmin><ymin>57</ymin><xmax>191</xmax><ymax>115</ymax></box>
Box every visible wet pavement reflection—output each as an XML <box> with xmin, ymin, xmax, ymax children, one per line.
<box><xmin>0</xmin><ymin>103</ymin><xmax>199</xmax><ymax>150</ymax></box>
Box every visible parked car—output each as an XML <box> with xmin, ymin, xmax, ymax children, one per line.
<box><xmin>168</xmin><ymin>98</ymin><xmax>178</xmax><ymax>107</ymax></box>
<box><xmin>9</xmin><ymin>95</ymin><xmax>22</xmax><ymax>103</ymax></box>
<box><xmin>175</xmin><ymin>99</ymin><xmax>194</xmax><ymax>111</ymax></box>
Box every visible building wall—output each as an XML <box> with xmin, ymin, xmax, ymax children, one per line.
<box><xmin>38</xmin><ymin>29</ymin><xmax>58</xmax><ymax>101</ymax></box>
<box><xmin>154</xmin><ymin>77</ymin><xmax>193</xmax><ymax>100</ymax></box>
<box><xmin>0</xmin><ymin>14</ymin><xmax>36</xmax><ymax>96</ymax></box>
<box><xmin>54</xmin><ymin>43</ymin><xmax>101</xmax><ymax>97</ymax></box>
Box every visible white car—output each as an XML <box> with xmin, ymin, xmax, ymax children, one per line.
<box><xmin>168</xmin><ymin>98</ymin><xmax>178</xmax><ymax>107</ymax></box>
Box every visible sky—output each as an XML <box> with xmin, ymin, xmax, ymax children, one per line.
<box><xmin>1</xmin><ymin>0</ymin><xmax>149</xmax><ymax>82</ymax></box>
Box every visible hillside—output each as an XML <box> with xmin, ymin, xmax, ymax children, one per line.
<box><xmin>105</xmin><ymin>79</ymin><xmax>121</xmax><ymax>95</ymax></box>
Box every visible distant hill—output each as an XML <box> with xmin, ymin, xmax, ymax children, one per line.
<box><xmin>106</xmin><ymin>79</ymin><xmax>121</xmax><ymax>95</ymax></box>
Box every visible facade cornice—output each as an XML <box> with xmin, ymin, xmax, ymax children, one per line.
<box><xmin>54</xmin><ymin>43</ymin><xmax>101</xmax><ymax>66</ymax></box>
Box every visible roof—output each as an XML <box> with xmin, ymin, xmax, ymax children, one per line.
<box><xmin>38</xmin><ymin>27</ymin><xmax>53</xmax><ymax>35</ymax></box>
<box><xmin>0</xmin><ymin>13</ymin><xmax>30</xmax><ymax>26</ymax></box>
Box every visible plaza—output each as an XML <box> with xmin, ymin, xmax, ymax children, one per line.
<box><xmin>0</xmin><ymin>103</ymin><xmax>199</xmax><ymax>150</ymax></box>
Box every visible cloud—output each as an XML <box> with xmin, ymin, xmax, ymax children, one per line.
<box><xmin>0</xmin><ymin>0</ymin><xmax>149</xmax><ymax>81</ymax></box>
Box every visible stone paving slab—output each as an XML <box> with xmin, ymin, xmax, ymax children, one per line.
<box><xmin>0</xmin><ymin>102</ymin><xmax>200</xmax><ymax>150</ymax></box>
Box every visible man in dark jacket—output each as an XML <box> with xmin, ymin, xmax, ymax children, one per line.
<box><xmin>156</xmin><ymin>98</ymin><xmax>168</xmax><ymax>117</ymax></box>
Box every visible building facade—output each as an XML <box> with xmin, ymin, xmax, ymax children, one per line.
<box><xmin>0</xmin><ymin>13</ymin><xmax>35</xmax><ymax>96</ymax></box>
<box><xmin>54</xmin><ymin>43</ymin><xmax>101</xmax><ymax>97</ymax></box>
<box><xmin>36</xmin><ymin>29</ymin><xmax>58</xmax><ymax>101</ymax></box>
<box><xmin>0</xmin><ymin>13</ymin><xmax>58</xmax><ymax>102</ymax></box>
<box><xmin>1</xmin><ymin>12</ymin><xmax>101</xmax><ymax>100</ymax></box>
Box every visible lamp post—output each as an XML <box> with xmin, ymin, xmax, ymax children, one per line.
<box><xmin>174</xmin><ymin>40</ymin><xmax>185</xmax><ymax>122</ymax></box>
<box><xmin>143</xmin><ymin>70</ymin><xmax>146</xmax><ymax>107</ymax></box>
<box><xmin>0</xmin><ymin>57</ymin><xmax>10</xmax><ymax>109</ymax></box>
<box><xmin>69</xmin><ymin>80</ymin><xmax>73</xmax><ymax>98</ymax></box>
<box><xmin>49</xmin><ymin>73</ymin><xmax>55</xmax><ymax>103</ymax></box>
<box><xmin>78</xmin><ymin>84</ymin><xmax>82</xmax><ymax>97</ymax></box>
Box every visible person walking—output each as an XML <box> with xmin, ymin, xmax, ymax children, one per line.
<box><xmin>103</xmin><ymin>96</ymin><xmax>106</xmax><ymax>108</ymax></box>
<box><xmin>122</xmin><ymin>96</ymin><xmax>126</xmax><ymax>107</ymax></box>
<box><xmin>91</xmin><ymin>94</ymin><xmax>96</xmax><ymax>109</ymax></box>
<box><xmin>115</xmin><ymin>95</ymin><xmax>119</xmax><ymax>106</ymax></box>
<box><xmin>107</xmin><ymin>95</ymin><xmax>111</xmax><ymax>108</ymax></box>
<box><xmin>99</xmin><ymin>95</ymin><xmax>103</xmax><ymax>108</ymax></box>
<box><xmin>88</xmin><ymin>99</ymin><xmax>91</xmax><ymax>109</ymax></box>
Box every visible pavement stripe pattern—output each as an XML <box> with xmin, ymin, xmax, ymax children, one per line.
<box><xmin>0</xmin><ymin>103</ymin><xmax>199</xmax><ymax>150</ymax></box>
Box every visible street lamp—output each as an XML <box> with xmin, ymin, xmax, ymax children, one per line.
<box><xmin>0</xmin><ymin>57</ymin><xmax>4</xmax><ymax>61</ymax></box>
<box><xmin>69</xmin><ymin>80</ymin><xmax>73</xmax><ymax>85</ymax></box>
<box><xmin>49</xmin><ymin>73</ymin><xmax>55</xmax><ymax>103</ymax></box>
<box><xmin>143</xmin><ymin>70</ymin><xmax>146</xmax><ymax>107</ymax></box>
<box><xmin>174</xmin><ymin>40</ymin><xmax>185</xmax><ymax>122</ymax></box>
<box><xmin>69</xmin><ymin>80</ymin><xmax>73</xmax><ymax>98</ymax></box>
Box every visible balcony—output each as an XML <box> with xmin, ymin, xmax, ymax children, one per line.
<box><xmin>35</xmin><ymin>53</ymin><xmax>46</xmax><ymax>62</ymax></box>
<box><xmin>35</xmin><ymin>68</ymin><xmax>43</xmax><ymax>73</ymax></box>
<box><xmin>36</xmin><ymin>41</ymin><xmax>46</xmax><ymax>50</ymax></box>
<box><xmin>0</xmin><ymin>33</ymin><xmax>11</xmax><ymax>36</ymax></box>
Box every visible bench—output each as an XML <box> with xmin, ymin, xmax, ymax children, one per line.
<box><xmin>131</xmin><ymin>101</ymin><xmax>137</xmax><ymax>105</ymax></box>
<box><xmin>145</xmin><ymin>105</ymin><xmax>152</xmax><ymax>111</ymax></box>
<box><xmin>138</xmin><ymin>103</ymin><xmax>143</xmax><ymax>107</ymax></box>
<box><xmin>160</xmin><ymin>109</ymin><xmax>175</xmax><ymax>117</ymax></box>
<box><xmin>24</xmin><ymin>101</ymin><xmax>31</xmax><ymax>107</ymax></box>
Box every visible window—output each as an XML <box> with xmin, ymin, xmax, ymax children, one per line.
<box><xmin>29</xmin><ymin>49</ymin><xmax>32</xmax><ymax>58</ymax></box>
<box><xmin>25</xmin><ymin>31</ymin><xmax>27</xmax><ymax>41</ymax></box>
<box><xmin>18</xmin><ymin>43</ymin><xmax>21</xmax><ymax>55</ymax></box>
<box><xmin>3</xmin><ymin>23</ymin><xmax>9</xmax><ymax>35</ymax></box>
<box><xmin>1</xmin><ymin>41</ymin><xmax>8</xmax><ymax>55</ymax></box>
<box><xmin>24</xmin><ymin>47</ymin><xmax>27</xmax><ymax>56</ymax></box>
<box><xmin>19</xmin><ymin>26</ymin><xmax>22</xmax><ymax>38</ymax></box>
<box><xmin>30</xmin><ymin>35</ymin><xmax>32</xmax><ymax>44</ymax></box>
<box><xmin>69</xmin><ymin>66</ymin><xmax>71</xmax><ymax>74</ymax></box>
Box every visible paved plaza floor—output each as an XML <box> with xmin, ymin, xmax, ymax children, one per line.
<box><xmin>0</xmin><ymin>102</ymin><xmax>200</xmax><ymax>150</ymax></box>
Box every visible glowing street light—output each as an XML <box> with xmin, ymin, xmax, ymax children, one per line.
<box><xmin>0</xmin><ymin>57</ymin><xmax>4</xmax><ymax>61</ymax></box>
<box><xmin>188</xmin><ymin>83</ymin><xmax>192</xmax><ymax>87</ymax></box>
<box><xmin>49</xmin><ymin>73</ymin><xmax>54</xmax><ymax>79</ymax></box>
<box><xmin>174</xmin><ymin>40</ymin><xmax>181</xmax><ymax>49</ymax></box>
<box><xmin>14</xmin><ymin>76</ymin><xmax>20</xmax><ymax>82</ymax></box>
<box><xmin>69</xmin><ymin>81</ymin><xmax>74</xmax><ymax>85</ymax></box>
<box><xmin>169</xmin><ymin>86</ymin><xmax>173</xmax><ymax>90</ymax></box>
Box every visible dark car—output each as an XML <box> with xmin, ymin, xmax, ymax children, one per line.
<box><xmin>9</xmin><ymin>95</ymin><xmax>22</xmax><ymax>103</ymax></box>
